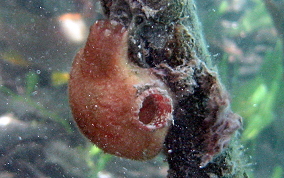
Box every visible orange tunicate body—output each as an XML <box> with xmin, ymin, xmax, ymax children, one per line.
<box><xmin>68</xmin><ymin>20</ymin><xmax>173</xmax><ymax>160</ymax></box>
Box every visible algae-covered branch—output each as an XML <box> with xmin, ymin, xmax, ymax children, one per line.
<box><xmin>69</xmin><ymin>0</ymin><xmax>244</xmax><ymax>177</ymax></box>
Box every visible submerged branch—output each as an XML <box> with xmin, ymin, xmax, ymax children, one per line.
<box><xmin>98</xmin><ymin>0</ymin><xmax>246</xmax><ymax>177</ymax></box>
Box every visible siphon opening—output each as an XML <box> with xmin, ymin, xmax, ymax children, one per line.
<box><xmin>138</xmin><ymin>95</ymin><xmax>158</xmax><ymax>125</ymax></box>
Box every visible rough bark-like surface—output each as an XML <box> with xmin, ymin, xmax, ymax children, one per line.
<box><xmin>99</xmin><ymin>0</ymin><xmax>243</xmax><ymax>177</ymax></box>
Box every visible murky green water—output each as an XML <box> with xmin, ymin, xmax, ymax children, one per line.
<box><xmin>0</xmin><ymin>0</ymin><xmax>283</xmax><ymax>177</ymax></box>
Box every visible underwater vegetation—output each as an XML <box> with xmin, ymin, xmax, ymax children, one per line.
<box><xmin>199</xmin><ymin>0</ymin><xmax>284</xmax><ymax>177</ymax></box>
